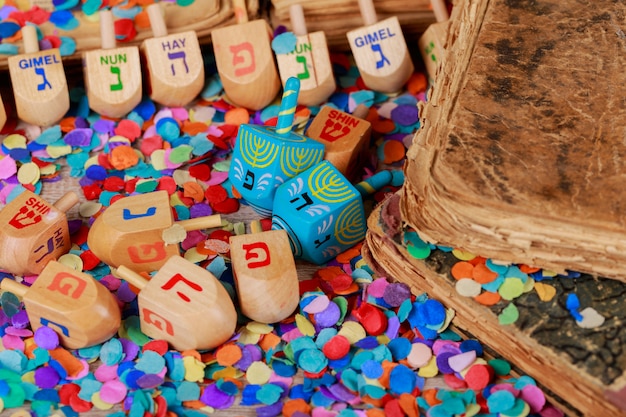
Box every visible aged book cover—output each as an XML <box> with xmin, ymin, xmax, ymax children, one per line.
<box><xmin>365</xmin><ymin>193</ymin><xmax>626</xmax><ymax>417</ymax></box>
<box><xmin>402</xmin><ymin>0</ymin><xmax>626</xmax><ymax>280</ymax></box>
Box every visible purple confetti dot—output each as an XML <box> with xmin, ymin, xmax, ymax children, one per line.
<box><xmin>201</xmin><ymin>383</ymin><xmax>235</xmax><ymax>409</ymax></box>
<box><xmin>382</xmin><ymin>282</ymin><xmax>412</xmax><ymax>307</ymax></box>
<box><xmin>390</xmin><ymin>104</ymin><xmax>419</xmax><ymax>126</ymax></box>
<box><xmin>34</xmin><ymin>326</ymin><xmax>60</xmax><ymax>350</ymax></box>
<box><xmin>64</xmin><ymin>128</ymin><xmax>93</xmax><ymax>147</ymax></box>
<box><xmin>10</xmin><ymin>310</ymin><xmax>30</xmax><ymax>329</ymax></box>
<box><xmin>256</xmin><ymin>401</ymin><xmax>284</xmax><ymax>417</ymax></box>
<box><xmin>34</xmin><ymin>366</ymin><xmax>60</xmax><ymax>389</ymax></box>
<box><xmin>189</xmin><ymin>203</ymin><xmax>213</xmax><ymax>218</ymax></box>
<box><xmin>136</xmin><ymin>373</ymin><xmax>164</xmax><ymax>389</ymax></box>
<box><xmin>436</xmin><ymin>350</ymin><xmax>457</xmax><ymax>374</ymax></box>
<box><xmin>314</xmin><ymin>302</ymin><xmax>341</xmax><ymax>328</ymax></box>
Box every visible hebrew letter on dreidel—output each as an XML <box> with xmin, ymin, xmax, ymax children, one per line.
<box><xmin>320</xmin><ymin>120</ymin><xmax>351</xmax><ymax>142</ymax></box>
<box><xmin>109</xmin><ymin>66</ymin><xmax>123</xmax><ymax>91</ymax></box>
<box><xmin>243</xmin><ymin>170</ymin><xmax>255</xmax><ymax>190</ymax></box>
<box><xmin>290</xmin><ymin>192</ymin><xmax>314</xmax><ymax>211</ymax></box>
<box><xmin>35</xmin><ymin>67</ymin><xmax>52</xmax><ymax>91</ymax></box>
<box><xmin>229</xmin><ymin>42</ymin><xmax>256</xmax><ymax>76</ymax></box>
<box><xmin>128</xmin><ymin>242</ymin><xmax>168</xmax><ymax>263</ymax></box>
<box><xmin>9</xmin><ymin>206</ymin><xmax>42</xmax><ymax>229</ymax></box>
<box><xmin>371</xmin><ymin>43</ymin><xmax>390</xmax><ymax>69</ymax></box>
<box><xmin>160</xmin><ymin>273</ymin><xmax>202</xmax><ymax>302</ymax></box>
<box><xmin>314</xmin><ymin>234</ymin><xmax>331</xmax><ymax>248</ymax></box>
<box><xmin>40</xmin><ymin>318</ymin><xmax>70</xmax><ymax>336</ymax></box>
<box><xmin>167</xmin><ymin>51</ymin><xmax>189</xmax><ymax>75</ymax></box>
<box><xmin>242</xmin><ymin>242</ymin><xmax>271</xmax><ymax>268</ymax></box>
<box><xmin>123</xmin><ymin>206</ymin><xmax>157</xmax><ymax>220</ymax></box>
<box><xmin>143</xmin><ymin>308</ymin><xmax>174</xmax><ymax>336</ymax></box>
<box><xmin>33</xmin><ymin>237</ymin><xmax>54</xmax><ymax>263</ymax></box>
<box><xmin>46</xmin><ymin>272</ymin><xmax>87</xmax><ymax>299</ymax></box>
<box><xmin>295</xmin><ymin>55</ymin><xmax>310</xmax><ymax>80</ymax></box>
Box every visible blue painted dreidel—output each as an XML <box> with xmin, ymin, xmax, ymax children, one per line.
<box><xmin>87</xmin><ymin>190</ymin><xmax>222</xmax><ymax>273</ymax></box>
<box><xmin>116</xmin><ymin>255</ymin><xmax>237</xmax><ymax>351</ymax></box>
<box><xmin>274</xmin><ymin>4</ymin><xmax>336</xmax><ymax>106</ymax></box>
<box><xmin>7</xmin><ymin>24</ymin><xmax>70</xmax><ymax>127</ymax></box>
<box><xmin>229</xmin><ymin>77</ymin><xmax>325</xmax><ymax>216</ymax></box>
<box><xmin>271</xmin><ymin>162</ymin><xmax>392</xmax><ymax>264</ymax></box>
<box><xmin>0</xmin><ymin>261</ymin><xmax>121</xmax><ymax>349</ymax></box>
<box><xmin>83</xmin><ymin>10</ymin><xmax>143</xmax><ymax>118</ymax></box>
<box><xmin>0</xmin><ymin>190</ymin><xmax>79</xmax><ymax>276</ymax></box>
<box><xmin>142</xmin><ymin>3</ymin><xmax>205</xmax><ymax>106</ymax></box>
<box><xmin>346</xmin><ymin>0</ymin><xmax>414</xmax><ymax>93</ymax></box>
<box><xmin>229</xmin><ymin>229</ymin><xmax>299</xmax><ymax>323</ymax></box>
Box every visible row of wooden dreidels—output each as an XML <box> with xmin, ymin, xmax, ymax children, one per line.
<box><xmin>0</xmin><ymin>0</ymin><xmax>449</xmax><ymax>130</ymax></box>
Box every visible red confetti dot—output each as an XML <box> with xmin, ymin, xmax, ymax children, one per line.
<box><xmin>322</xmin><ymin>335</ymin><xmax>351</xmax><ymax>360</ymax></box>
<box><xmin>69</xmin><ymin>393</ymin><xmax>93</xmax><ymax>412</ymax></box>
<box><xmin>464</xmin><ymin>364</ymin><xmax>494</xmax><ymax>390</ymax></box>
<box><xmin>125</xmin><ymin>178</ymin><xmax>139</xmax><ymax>193</ymax></box>
<box><xmin>443</xmin><ymin>372</ymin><xmax>468</xmax><ymax>389</ymax></box>
<box><xmin>140</xmin><ymin>135</ymin><xmax>164</xmax><ymax>156</ymax></box>
<box><xmin>143</xmin><ymin>340</ymin><xmax>169</xmax><ymax>356</ymax></box>
<box><xmin>211</xmin><ymin>197</ymin><xmax>239</xmax><ymax>214</ymax></box>
<box><xmin>383</xmin><ymin>398</ymin><xmax>405</xmax><ymax>417</ymax></box>
<box><xmin>97</xmin><ymin>153</ymin><xmax>115</xmax><ymax>170</ymax></box>
<box><xmin>81</xmin><ymin>184</ymin><xmax>102</xmax><ymax>201</ymax></box>
<box><xmin>71</xmin><ymin>224</ymin><xmax>90</xmax><ymax>246</ymax></box>
<box><xmin>114</xmin><ymin>18</ymin><xmax>137</xmax><ymax>42</ymax></box>
<box><xmin>189</xmin><ymin>163</ymin><xmax>211</xmax><ymax>181</ymax></box>
<box><xmin>259</xmin><ymin>218</ymin><xmax>273</xmax><ymax>231</ymax></box>
<box><xmin>59</xmin><ymin>383</ymin><xmax>80</xmax><ymax>404</ymax></box>
<box><xmin>79</xmin><ymin>250</ymin><xmax>100</xmax><ymax>271</ymax></box>
<box><xmin>354</xmin><ymin>303</ymin><xmax>388</xmax><ymax>336</ymax></box>
<box><xmin>205</xmin><ymin>185</ymin><xmax>227</xmax><ymax>203</ymax></box>
<box><xmin>103</xmin><ymin>176</ymin><xmax>126</xmax><ymax>192</ymax></box>
<box><xmin>114</xmin><ymin>119</ymin><xmax>141</xmax><ymax>141</ymax></box>
<box><xmin>157</xmin><ymin>177</ymin><xmax>177</xmax><ymax>195</ymax></box>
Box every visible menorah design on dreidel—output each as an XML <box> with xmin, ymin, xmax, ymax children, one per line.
<box><xmin>0</xmin><ymin>190</ymin><xmax>79</xmax><ymax>276</ymax></box>
<box><xmin>229</xmin><ymin>229</ymin><xmax>299</xmax><ymax>324</ymax></box>
<box><xmin>82</xmin><ymin>10</ymin><xmax>143</xmax><ymax>118</ymax></box>
<box><xmin>229</xmin><ymin>77</ymin><xmax>325</xmax><ymax>216</ymax></box>
<box><xmin>271</xmin><ymin>161</ymin><xmax>393</xmax><ymax>265</ymax></box>
<box><xmin>115</xmin><ymin>255</ymin><xmax>237</xmax><ymax>351</ymax></box>
<box><xmin>87</xmin><ymin>190</ymin><xmax>222</xmax><ymax>272</ymax></box>
<box><xmin>0</xmin><ymin>261</ymin><xmax>121</xmax><ymax>349</ymax></box>
<box><xmin>141</xmin><ymin>3</ymin><xmax>205</xmax><ymax>106</ymax></box>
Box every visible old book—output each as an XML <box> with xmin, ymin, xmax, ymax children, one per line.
<box><xmin>402</xmin><ymin>0</ymin><xmax>626</xmax><ymax>281</ymax></box>
<box><xmin>364</xmin><ymin>193</ymin><xmax>626</xmax><ymax>417</ymax></box>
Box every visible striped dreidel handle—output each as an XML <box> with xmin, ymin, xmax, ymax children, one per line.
<box><xmin>275</xmin><ymin>77</ymin><xmax>301</xmax><ymax>136</ymax></box>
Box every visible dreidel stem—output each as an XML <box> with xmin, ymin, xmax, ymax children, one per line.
<box><xmin>430</xmin><ymin>0</ymin><xmax>450</xmax><ymax>22</ymax></box>
<box><xmin>289</xmin><ymin>4</ymin><xmax>308</xmax><ymax>36</ymax></box>
<box><xmin>355</xmin><ymin>170</ymin><xmax>393</xmax><ymax>196</ymax></box>
<box><xmin>53</xmin><ymin>191</ymin><xmax>80</xmax><ymax>213</ymax></box>
<box><xmin>115</xmin><ymin>266</ymin><xmax>149</xmax><ymax>291</ymax></box>
<box><xmin>100</xmin><ymin>10</ymin><xmax>117</xmax><ymax>50</ymax></box>
<box><xmin>22</xmin><ymin>25</ymin><xmax>40</xmax><ymax>54</ymax></box>
<box><xmin>233</xmin><ymin>0</ymin><xmax>249</xmax><ymax>24</ymax></box>
<box><xmin>275</xmin><ymin>77</ymin><xmax>300</xmax><ymax>136</ymax></box>
<box><xmin>352</xmin><ymin>104</ymin><xmax>370</xmax><ymax>120</ymax></box>
<box><xmin>176</xmin><ymin>214</ymin><xmax>222</xmax><ymax>231</ymax></box>
<box><xmin>1</xmin><ymin>279</ymin><xmax>28</xmax><ymax>298</ymax></box>
<box><xmin>147</xmin><ymin>4</ymin><xmax>168</xmax><ymax>38</ymax></box>
<box><xmin>358</xmin><ymin>0</ymin><xmax>378</xmax><ymax>26</ymax></box>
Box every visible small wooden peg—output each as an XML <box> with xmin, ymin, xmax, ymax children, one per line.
<box><xmin>346</xmin><ymin>0</ymin><xmax>414</xmax><ymax>93</ymax></box>
<box><xmin>142</xmin><ymin>3</ymin><xmax>205</xmax><ymax>107</ymax></box>
<box><xmin>211</xmin><ymin>0</ymin><xmax>281</xmax><ymax>110</ymax></box>
<box><xmin>419</xmin><ymin>0</ymin><xmax>450</xmax><ymax>83</ymax></box>
<box><xmin>229</xmin><ymin>229</ymin><xmax>299</xmax><ymax>323</ymax></box>
<box><xmin>87</xmin><ymin>190</ymin><xmax>221</xmax><ymax>272</ymax></box>
<box><xmin>274</xmin><ymin>4</ymin><xmax>336</xmax><ymax>106</ymax></box>
<box><xmin>0</xmin><ymin>190</ymin><xmax>79</xmax><ymax>276</ymax></box>
<box><xmin>7</xmin><ymin>25</ymin><xmax>70</xmax><ymax>126</ymax></box>
<box><xmin>83</xmin><ymin>10</ymin><xmax>143</xmax><ymax>118</ymax></box>
<box><xmin>115</xmin><ymin>255</ymin><xmax>237</xmax><ymax>351</ymax></box>
<box><xmin>0</xmin><ymin>261</ymin><xmax>121</xmax><ymax>349</ymax></box>
<box><xmin>306</xmin><ymin>105</ymin><xmax>372</xmax><ymax>180</ymax></box>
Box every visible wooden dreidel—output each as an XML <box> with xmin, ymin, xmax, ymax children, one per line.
<box><xmin>419</xmin><ymin>0</ymin><xmax>450</xmax><ymax>83</ymax></box>
<box><xmin>83</xmin><ymin>10</ymin><xmax>142</xmax><ymax>118</ymax></box>
<box><xmin>0</xmin><ymin>190</ymin><xmax>79</xmax><ymax>276</ymax></box>
<box><xmin>87</xmin><ymin>190</ymin><xmax>221</xmax><ymax>272</ymax></box>
<box><xmin>0</xmin><ymin>93</ymin><xmax>6</xmax><ymax>131</ymax></box>
<box><xmin>142</xmin><ymin>3</ymin><xmax>205</xmax><ymax>106</ymax></box>
<box><xmin>274</xmin><ymin>4</ymin><xmax>336</xmax><ymax>106</ymax></box>
<box><xmin>0</xmin><ymin>261</ymin><xmax>121</xmax><ymax>349</ymax></box>
<box><xmin>306</xmin><ymin>105</ymin><xmax>372</xmax><ymax>181</ymax></box>
<box><xmin>116</xmin><ymin>255</ymin><xmax>237</xmax><ymax>350</ymax></box>
<box><xmin>271</xmin><ymin>161</ymin><xmax>392</xmax><ymax>265</ymax></box>
<box><xmin>7</xmin><ymin>24</ymin><xmax>70</xmax><ymax>127</ymax></box>
<box><xmin>229</xmin><ymin>229</ymin><xmax>299</xmax><ymax>323</ymax></box>
<box><xmin>346</xmin><ymin>0</ymin><xmax>414</xmax><ymax>93</ymax></box>
<box><xmin>228</xmin><ymin>77</ymin><xmax>324</xmax><ymax>215</ymax></box>
<box><xmin>211</xmin><ymin>0</ymin><xmax>281</xmax><ymax>110</ymax></box>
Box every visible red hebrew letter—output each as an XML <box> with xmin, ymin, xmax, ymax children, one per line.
<box><xmin>127</xmin><ymin>242</ymin><xmax>168</xmax><ymax>263</ymax></box>
<box><xmin>46</xmin><ymin>272</ymin><xmax>88</xmax><ymax>299</ymax></box>
<box><xmin>8</xmin><ymin>205</ymin><xmax>43</xmax><ymax>229</ymax></box>
<box><xmin>320</xmin><ymin>119</ymin><xmax>351</xmax><ymax>142</ymax></box>
<box><xmin>242</xmin><ymin>242</ymin><xmax>271</xmax><ymax>268</ymax></box>
<box><xmin>160</xmin><ymin>273</ymin><xmax>203</xmax><ymax>302</ymax></box>
<box><xmin>229</xmin><ymin>42</ymin><xmax>256</xmax><ymax>76</ymax></box>
<box><xmin>142</xmin><ymin>308</ymin><xmax>174</xmax><ymax>336</ymax></box>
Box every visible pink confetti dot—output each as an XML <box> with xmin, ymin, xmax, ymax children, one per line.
<box><xmin>100</xmin><ymin>379</ymin><xmax>128</xmax><ymax>404</ymax></box>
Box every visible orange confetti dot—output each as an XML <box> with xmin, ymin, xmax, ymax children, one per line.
<box><xmin>215</xmin><ymin>343</ymin><xmax>243</xmax><ymax>367</ymax></box>
<box><xmin>282</xmin><ymin>398</ymin><xmax>311</xmax><ymax>417</ymax></box>
<box><xmin>49</xmin><ymin>348</ymin><xmax>85</xmax><ymax>378</ymax></box>
<box><xmin>423</xmin><ymin>388</ymin><xmax>442</xmax><ymax>406</ymax></box>
<box><xmin>315</xmin><ymin>266</ymin><xmax>344</xmax><ymax>281</ymax></box>
<box><xmin>335</xmin><ymin>245</ymin><xmax>362</xmax><ymax>264</ymax></box>
<box><xmin>472</xmin><ymin>262</ymin><xmax>498</xmax><ymax>284</ymax></box>
<box><xmin>182</xmin><ymin>121</ymin><xmax>209</xmax><ymax>135</ymax></box>
<box><xmin>371</xmin><ymin>118</ymin><xmax>396</xmax><ymax>134</ymax></box>
<box><xmin>259</xmin><ymin>332</ymin><xmax>282</xmax><ymax>352</ymax></box>
<box><xmin>474</xmin><ymin>291</ymin><xmax>501</xmax><ymax>306</ymax></box>
<box><xmin>183</xmin><ymin>181</ymin><xmax>205</xmax><ymax>203</ymax></box>
<box><xmin>407</xmin><ymin>72</ymin><xmax>428</xmax><ymax>95</ymax></box>
<box><xmin>519</xmin><ymin>264</ymin><xmax>541</xmax><ymax>273</ymax></box>
<box><xmin>450</xmin><ymin>261</ymin><xmax>474</xmax><ymax>280</ymax></box>
<box><xmin>399</xmin><ymin>393</ymin><xmax>420</xmax><ymax>417</ymax></box>
<box><xmin>382</xmin><ymin>140</ymin><xmax>406</xmax><ymax>164</ymax></box>
<box><xmin>60</xmin><ymin>117</ymin><xmax>76</xmax><ymax>133</ymax></box>
<box><xmin>224</xmin><ymin>107</ymin><xmax>250</xmax><ymax>126</ymax></box>
<box><xmin>109</xmin><ymin>145</ymin><xmax>139</xmax><ymax>170</ymax></box>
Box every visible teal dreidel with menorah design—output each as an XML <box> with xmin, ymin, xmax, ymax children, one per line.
<box><xmin>271</xmin><ymin>161</ymin><xmax>392</xmax><ymax>264</ymax></box>
<box><xmin>229</xmin><ymin>77</ymin><xmax>325</xmax><ymax>216</ymax></box>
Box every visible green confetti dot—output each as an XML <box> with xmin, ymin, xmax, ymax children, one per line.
<box><xmin>0</xmin><ymin>290</ymin><xmax>21</xmax><ymax>317</ymax></box>
<box><xmin>498</xmin><ymin>277</ymin><xmax>525</xmax><ymax>300</ymax></box>
<box><xmin>177</xmin><ymin>0</ymin><xmax>195</xmax><ymax>6</ymax></box>
<box><xmin>498</xmin><ymin>303</ymin><xmax>519</xmax><ymax>325</ymax></box>
<box><xmin>488</xmin><ymin>358</ymin><xmax>512</xmax><ymax>376</ymax></box>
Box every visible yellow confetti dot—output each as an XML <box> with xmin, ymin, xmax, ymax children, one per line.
<box><xmin>84</xmin><ymin>155</ymin><xmax>100</xmax><ymax>169</ymax></box>
<box><xmin>295</xmin><ymin>313</ymin><xmax>316</xmax><ymax>337</ymax></box>
<box><xmin>39</xmin><ymin>164</ymin><xmax>58</xmax><ymax>176</ymax></box>
<box><xmin>212</xmin><ymin>366</ymin><xmax>241</xmax><ymax>380</ymax></box>
<box><xmin>464</xmin><ymin>403</ymin><xmax>482</xmax><ymax>417</ymax></box>
<box><xmin>58</xmin><ymin>253</ymin><xmax>83</xmax><ymax>271</ymax></box>
<box><xmin>522</xmin><ymin>277</ymin><xmax>535</xmax><ymax>293</ymax></box>
<box><xmin>438</xmin><ymin>308</ymin><xmax>455</xmax><ymax>332</ymax></box>
<box><xmin>246</xmin><ymin>321</ymin><xmax>274</xmax><ymax>335</ymax></box>
<box><xmin>451</xmin><ymin>249</ymin><xmax>475</xmax><ymax>261</ymax></box>
<box><xmin>21</xmin><ymin>370</ymin><xmax>35</xmax><ymax>383</ymax></box>
<box><xmin>3</xmin><ymin>134</ymin><xmax>27</xmax><ymax>149</ymax></box>
<box><xmin>46</xmin><ymin>144</ymin><xmax>73</xmax><ymax>158</ymax></box>
<box><xmin>173</xmin><ymin>169</ymin><xmax>195</xmax><ymax>186</ymax></box>
<box><xmin>501</xmin><ymin>401</ymin><xmax>530</xmax><ymax>417</ymax></box>
<box><xmin>150</xmin><ymin>149</ymin><xmax>167</xmax><ymax>171</ymax></box>
<box><xmin>183</xmin><ymin>247</ymin><xmax>208</xmax><ymax>263</ymax></box>
<box><xmin>91</xmin><ymin>392</ymin><xmax>115</xmax><ymax>410</ymax></box>
<box><xmin>250</xmin><ymin>220</ymin><xmax>263</xmax><ymax>234</ymax></box>
<box><xmin>238</xmin><ymin>328</ymin><xmax>262</xmax><ymax>345</ymax></box>
<box><xmin>162</xmin><ymin>224</ymin><xmax>187</xmax><ymax>245</ymax></box>
<box><xmin>459</xmin><ymin>358</ymin><xmax>487</xmax><ymax>378</ymax></box>
<box><xmin>79</xmin><ymin>201</ymin><xmax>103</xmax><ymax>218</ymax></box>
<box><xmin>183</xmin><ymin>356</ymin><xmax>206</xmax><ymax>382</ymax></box>
<box><xmin>338</xmin><ymin>321</ymin><xmax>366</xmax><ymax>344</ymax></box>
<box><xmin>9</xmin><ymin>411</ymin><xmax>30</xmax><ymax>417</ymax></box>
<box><xmin>17</xmin><ymin>162</ymin><xmax>40</xmax><ymax>185</ymax></box>
<box><xmin>417</xmin><ymin>356</ymin><xmax>439</xmax><ymax>377</ymax></box>
<box><xmin>246</xmin><ymin>361</ymin><xmax>272</xmax><ymax>385</ymax></box>
<box><xmin>534</xmin><ymin>282</ymin><xmax>557</xmax><ymax>302</ymax></box>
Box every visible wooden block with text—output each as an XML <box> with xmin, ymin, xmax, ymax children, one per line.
<box><xmin>0</xmin><ymin>261</ymin><xmax>121</xmax><ymax>349</ymax></box>
<box><xmin>230</xmin><ymin>229</ymin><xmax>299</xmax><ymax>324</ymax></box>
<box><xmin>116</xmin><ymin>255</ymin><xmax>237</xmax><ymax>351</ymax></box>
<box><xmin>0</xmin><ymin>190</ymin><xmax>79</xmax><ymax>276</ymax></box>
<box><xmin>87</xmin><ymin>190</ymin><xmax>221</xmax><ymax>272</ymax></box>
